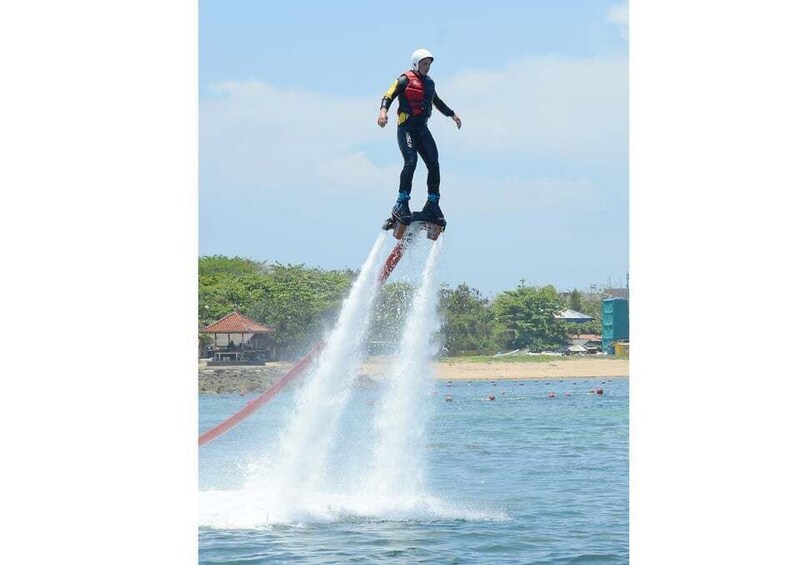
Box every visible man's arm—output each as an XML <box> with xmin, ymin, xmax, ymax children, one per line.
<box><xmin>432</xmin><ymin>93</ymin><xmax>454</xmax><ymax>117</ymax></box>
<box><xmin>433</xmin><ymin>93</ymin><xmax>462</xmax><ymax>129</ymax></box>
<box><xmin>377</xmin><ymin>75</ymin><xmax>408</xmax><ymax>128</ymax></box>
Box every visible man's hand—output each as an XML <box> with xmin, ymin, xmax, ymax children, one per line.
<box><xmin>452</xmin><ymin>114</ymin><xmax>462</xmax><ymax>129</ymax></box>
<box><xmin>377</xmin><ymin>109</ymin><xmax>389</xmax><ymax>128</ymax></box>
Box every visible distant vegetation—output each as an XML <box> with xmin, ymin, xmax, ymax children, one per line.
<box><xmin>199</xmin><ymin>255</ymin><xmax>609</xmax><ymax>359</ymax></box>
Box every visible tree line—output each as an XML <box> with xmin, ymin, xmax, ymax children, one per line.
<box><xmin>199</xmin><ymin>255</ymin><xmax>607</xmax><ymax>359</ymax></box>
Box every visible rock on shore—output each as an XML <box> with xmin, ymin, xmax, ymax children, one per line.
<box><xmin>198</xmin><ymin>362</ymin><xmax>293</xmax><ymax>394</ymax></box>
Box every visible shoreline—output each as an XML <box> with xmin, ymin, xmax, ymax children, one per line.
<box><xmin>364</xmin><ymin>356</ymin><xmax>628</xmax><ymax>381</ymax></box>
<box><xmin>199</xmin><ymin>356</ymin><xmax>628</xmax><ymax>394</ymax></box>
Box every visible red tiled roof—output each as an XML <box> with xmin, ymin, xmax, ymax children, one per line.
<box><xmin>200</xmin><ymin>311</ymin><xmax>274</xmax><ymax>334</ymax></box>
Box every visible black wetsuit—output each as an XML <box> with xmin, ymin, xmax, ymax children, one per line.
<box><xmin>381</xmin><ymin>71</ymin><xmax>455</xmax><ymax>197</ymax></box>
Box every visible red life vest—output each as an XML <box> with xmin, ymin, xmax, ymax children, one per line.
<box><xmin>403</xmin><ymin>71</ymin><xmax>425</xmax><ymax>116</ymax></box>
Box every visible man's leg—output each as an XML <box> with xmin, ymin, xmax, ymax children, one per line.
<box><xmin>392</xmin><ymin>125</ymin><xmax>417</xmax><ymax>224</ymax></box>
<box><xmin>416</xmin><ymin>127</ymin><xmax>445</xmax><ymax>223</ymax></box>
<box><xmin>397</xmin><ymin>125</ymin><xmax>419</xmax><ymax>196</ymax></box>
<box><xmin>415</xmin><ymin>126</ymin><xmax>440</xmax><ymax>197</ymax></box>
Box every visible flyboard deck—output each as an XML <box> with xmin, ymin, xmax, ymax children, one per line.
<box><xmin>381</xmin><ymin>211</ymin><xmax>446</xmax><ymax>241</ymax></box>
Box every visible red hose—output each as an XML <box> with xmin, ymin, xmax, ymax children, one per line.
<box><xmin>199</xmin><ymin>240</ymin><xmax>407</xmax><ymax>446</ymax></box>
<box><xmin>378</xmin><ymin>241</ymin><xmax>405</xmax><ymax>284</ymax></box>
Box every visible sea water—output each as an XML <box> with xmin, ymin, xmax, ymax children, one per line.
<box><xmin>199</xmin><ymin>376</ymin><xmax>628</xmax><ymax>564</ymax></box>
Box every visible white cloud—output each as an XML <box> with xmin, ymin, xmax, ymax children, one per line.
<box><xmin>607</xmin><ymin>3</ymin><xmax>629</xmax><ymax>40</ymax></box>
<box><xmin>200</xmin><ymin>52</ymin><xmax>627</xmax><ymax>210</ymax></box>
<box><xmin>200</xmin><ymin>81</ymin><xmax>392</xmax><ymax>193</ymax></box>
<box><xmin>443</xmin><ymin>174</ymin><xmax>597</xmax><ymax>215</ymax></box>
<box><xmin>436</xmin><ymin>54</ymin><xmax>628</xmax><ymax>159</ymax></box>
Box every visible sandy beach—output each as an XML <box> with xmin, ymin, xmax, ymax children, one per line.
<box><xmin>362</xmin><ymin>356</ymin><xmax>629</xmax><ymax>381</ymax></box>
<box><xmin>199</xmin><ymin>356</ymin><xmax>628</xmax><ymax>394</ymax></box>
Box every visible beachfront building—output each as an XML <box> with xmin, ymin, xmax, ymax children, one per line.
<box><xmin>555</xmin><ymin>309</ymin><xmax>594</xmax><ymax>324</ymax></box>
<box><xmin>200</xmin><ymin>311</ymin><xmax>276</xmax><ymax>363</ymax></box>
<box><xmin>602</xmin><ymin>298</ymin><xmax>629</xmax><ymax>354</ymax></box>
<box><xmin>567</xmin><ymin>334</ymin><xmax>603</xmax><ymax>355</ymax></box>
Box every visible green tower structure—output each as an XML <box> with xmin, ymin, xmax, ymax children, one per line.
<box><xmin>602</xmin><ymin>298</ymin><xmax>629</xmax><ymax>353</ymax></box>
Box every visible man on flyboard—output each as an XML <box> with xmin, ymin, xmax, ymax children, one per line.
<box><xmin>377</xmin><ymin>48</ymin><xmax>462</xmax><ymax>233</ymax></box>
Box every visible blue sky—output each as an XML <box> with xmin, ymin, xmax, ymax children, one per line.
<box><xmin>199</xmin><ymin>0</ymin><xmax>629</xmax><ymax>295</ymax></box>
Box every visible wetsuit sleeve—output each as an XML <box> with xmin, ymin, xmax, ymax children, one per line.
<box><xmin>380</xmin><ymin>74</ymin><xmax>408</xmax><ymax>110</ymax></box>
<box><xmin>433</xmin><ymin>93</ymin><xmax>455</xmax><ymax>117</ymax></box>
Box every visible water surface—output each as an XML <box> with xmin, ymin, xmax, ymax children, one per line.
<box><xmin>199</xmin><ymin>376</ymin><xmax>628</xmax><ymax>564</ymax></box>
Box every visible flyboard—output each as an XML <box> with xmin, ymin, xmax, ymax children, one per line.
<box><xmin>382</xmin><ymin>210</ymin><xmax>446</xmax><ymax>242</ymax></box>
<box><xmin>198</xmin><ymin>210</ymin><xmax>444</xmax><ymax>447</ymax></box>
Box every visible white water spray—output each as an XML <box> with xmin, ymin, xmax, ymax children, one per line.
<box><xmin>199</xmin><ymin>230</ymin><xmax>504</xmax><ymax>528</ymax></box>
<box><xmin>258</xmin><ymin>232</ymin><xmax>389</xmax><ymax>498</ymax></box>
<box><xmin>368</xmin><ymin>233</ymin><xmax>444</xmax><ymax>498</ymax></box>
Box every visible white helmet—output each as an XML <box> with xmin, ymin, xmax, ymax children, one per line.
<box><xmin>411</xmin><ymin>48</ymin><xmax>434</xmax><ymax>71</ymax></box>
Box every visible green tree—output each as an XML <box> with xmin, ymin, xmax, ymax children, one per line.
<box><xmin>568</xmin><ymin>288</ymin><xmax>582</xmax><ymax>312</ymax></box>
<box><xmin>247</xmin><ymin>264</ymin><xmax>354</xmax><ymax>358</ymax></box>
<box><xmin>199</xmin><ymin>256</ymin><xmax>355</xmax><ymax>358</ymax></box>
<box><xmin>576</xmin><ymin>286</ymin><xmax>604</xmax><ymax>336</ymax></box>
<box><xmin>198</xmin><ymin>256</ymin><xmax>272</xmax><ymax>325</ymax></box>
<box><xmin>492</xmin><ymin>283</ymin><xmax>568</xmax><ymax>351</ymax></box>
<box><xmin>437</xmin><ymin>283</ymin><xmax>502</xmax><ymax>355</ymax></box>
<box><xmin>563</xmin><ymin>320</ymin><xmax>601</xmax><ymax>337</ymax></box>
<box><xmin>199</xmin><ymin>255</ymin><xmax>266</xmax><ymax>277</ymax></box>
<box><xmin>198</xmin><ymin>256</ymin><xmax>619</xmax><ymax>360</ymax></box>
<box><xmin>198</xmin><ymin>273</ymin><xmax>271</xmax><ymax>326</ymax></box>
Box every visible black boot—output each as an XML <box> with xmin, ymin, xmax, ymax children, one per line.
<box><xmin>421</xmin><ymin>195</ymin><xmax>445</xmax><ymax>224</ymax></box>
<box><xmin>391</xmin><ymin>192</ymin><xmax>412</xmax><ymax>225</ymax></box>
